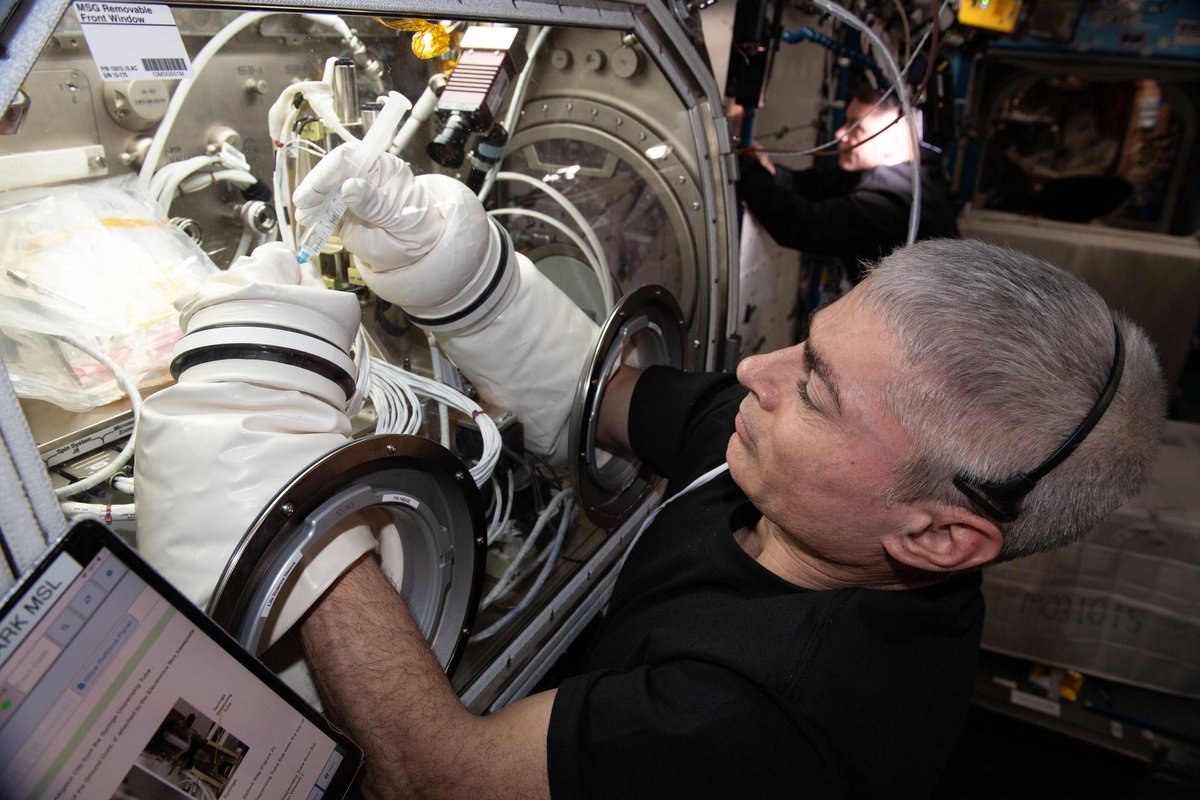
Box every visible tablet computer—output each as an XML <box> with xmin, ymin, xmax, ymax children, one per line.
<box><xmin>0</xmin><ymin>517</ymin><xmax>362</xmax><ymax>799</ymax></box>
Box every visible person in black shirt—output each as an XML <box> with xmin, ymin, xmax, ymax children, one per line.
<box><xmin>737</xmin><ymin>87</ymin><xmax>959</xmax><ymax>283</ymax></box>
<box><xmin>294</xmin><ymin>158</ymin><xmax>1166</xmax><ymax>798</ymax></box>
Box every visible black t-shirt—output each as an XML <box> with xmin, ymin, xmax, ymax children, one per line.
<box><xmin>547</xmin><ymin>367</ymin><xmax>984</xmax><ymax>799</ymax></box>
<box><xmin>736</xmin><ymin>151</ymin><xmax>960</xmax><ymax>281</ymax></box>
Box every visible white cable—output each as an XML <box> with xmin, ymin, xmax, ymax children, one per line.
<box><xmin>61</xmin><ymin>502</ymin><xmax>137</xmax><ymax>521</ymax></box>
<box><xmin>303</xmin><ymin>13</ymin><xmax>384</xmax><ymax>96</ymax></box>
<box><xmin>486</xmin><ymin>477</ymin><xmax>504</xmax><ymax>543</ymax></box>
<box><xmin>169</xmin><ymin>169</ymin><xmax>259</xmax><ymax>218</ymax></box>
<box><xmin>472</xmin><ymin>493</ymin><xmax>573</xmax><ymax>641</ymax></box>
<box><xmin>390</xmin><ymin>75</ymin><xmax>446</xmax><ymax>156</ymax></box>
<box><xmin>479</xmin><ymin>486</ymin><xmax>571</xmax><ymax>609</ymax></box>
<box><xmin>499</xmin><ymin>469</ymin><xmax>515</xmax><ymax>543</ymax></box>
<box><xmin>617</xmin><ymin>462</ymin><xmax>731</xmax><ymax>575</ymax></box>
<box><xmin>395</xmin><ymin>369</ymin><xmax>500</xmax><ymax>486</ymax></box>
<box><xmin>348</xmin><ymin>325</ymin><xmax>372</xmax><ymax>417</ymax></box>
<box><xmin>813</xmin><ymin>0</ymin><xmax>920</xmax><ymax>244</ymax></box>
<box><xmin>503</xmin><ymin>27</ymin><xmax>552</xmax><ymax>143</ymax></box>
<box><xmin>478</xmin><ymin>26</ymin><xmax>553</xmax><ymax>202</ymax></box>
<box><xmin>367</xmin><ymin>357</ymin><xmax>423</xmax><ymax>436</ymax></box>
<box><xmin>483</xmin><ymin>469</ymin><xmax>516</xmax><ymax>547</ymax></box>
<box><xmin>274</xmin><ymin>133</ymin><xmax>300</xmax><ymax>250</ymax></box>
<box><xmin>491</xmin><ymin>172</ymin><xmax>614</xmax><ymax>311</ymax></box>
<box><xmin>151</xmin><ymin>154</ymin><xmax>219</xmax><ymax>202</ymax></box>
<box><xmin>177</xmin><ymin>169</ymin><xmax>257</xmax><ymax>195</ymax></box>
<box><xmin>53</xmin><ymin>336</ymin><xmax>142</xmax><ymax>499</ymax></box>
<box><xmin>139</xmin><ymin>11</ymin><xmax>271</xmax><ymax>194</ymax></box>
<box><xmin>111</xmin><ymin>475</ymin><xmax>135</xmax><ymax>494</ymax></box>
<box><xmin>139</xmin><ymin>12</ymin><xmax>365</xmax><ymax>194</ymax></box>
<box><xmin>233</xmin><ymin>227</ymin><xmax>255</xmax><ymax>260</ymax></box>
<box><xmin>281</xmin><ymin>139</ymin><xmax>327</xmax><ymax>159</ymax></box>
<box><xmin>768</xmin><ymin>0</ymin><xmax>950</xmax><ymax>163</ymax></box>
<box><xmin>488</xmin><ymin>208</ymin><xmax>612</xmax><ymax>313</ymax></box>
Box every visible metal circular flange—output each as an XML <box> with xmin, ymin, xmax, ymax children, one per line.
<box><xmin>207</xmin><ymin>434</ymin><xmax>485</xmax><ymax>675</ymax></box>
<box><xmin>506</xmin><ymin>107</ymin><xmax>703</xmax><ymax>331</ymax></box>
<box><xmin>569</xmin><ymin>284</ymin><xmax>686</xmax><ymax>528</ymax></box>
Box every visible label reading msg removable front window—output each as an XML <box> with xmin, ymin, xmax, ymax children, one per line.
<box><xmin>76</xmin><ymin>3</ymin><xmax>193</xmax><ymax>81</ymax></box>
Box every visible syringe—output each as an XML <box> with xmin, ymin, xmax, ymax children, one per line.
<box><xmin>296</xmin><ymin>90</ymin><xmax>412</xmax><ymax>265</ymax></box>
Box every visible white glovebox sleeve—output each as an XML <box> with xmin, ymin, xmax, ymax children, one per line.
<box><xmin>134</xmin><ymin>243</ymin><xmax>373</xmax><ymax>610</ymax></box>
<box><xmin>353</xmin><ymin>173</ymin><xmax>599</xmax><ymax>463</ymax></box>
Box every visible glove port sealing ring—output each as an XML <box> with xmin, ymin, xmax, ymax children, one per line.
<box><xmin>207</xmin><ymin>434</ymin><xmax>485</xmax><ymax>676</ymax></box>
<box><xmin>569</xmin><ymin>284</ymin><xmax>686</xmax><ymax>528</ymax></box>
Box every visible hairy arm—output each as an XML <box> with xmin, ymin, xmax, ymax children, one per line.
<box><xmin>301</xmin><ymin>556</ymin><xmax>555</xmax><ymax>800</ymax></box>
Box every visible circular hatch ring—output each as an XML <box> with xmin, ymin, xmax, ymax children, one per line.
<box><xmin>207</xmin><ymin>434</ymin><xmax>485</xmax><ymax>674</ymax></box>
<box><xmin>570</xmin><ymin>285</ymin><xmax>687</xmax><ymax>528</ymax></box>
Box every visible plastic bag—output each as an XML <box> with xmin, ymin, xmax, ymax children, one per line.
<box><xmin>0</xmin><ymin>183</ymin><xmax>217</xmax><ymax>410</ymax></box>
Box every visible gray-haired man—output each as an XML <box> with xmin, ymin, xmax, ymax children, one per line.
<box><xmin>301</xmin><ymin>229</ymin><xmax>1164</xmax><ymax>798</ymax></box>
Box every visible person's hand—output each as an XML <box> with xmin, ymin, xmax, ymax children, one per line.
<box><xmin>749</xmin><ymin>139</ymin><xmax>776</xmax><ymax>176</ymax></box>
<box><xmin>293</xmin><ymin>144</ymin><xmax>440</xmax><ymax>270</ymax></box>
<box><xmin>727</xmin><ymin>100</ymin><xmax>746</xmax><ymax>134</ymax></box>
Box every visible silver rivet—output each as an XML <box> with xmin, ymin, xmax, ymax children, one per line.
<box><xmin>590</xmin><ymin>107</ymin><xmax>598</xmax><ymax>116</ymax></box>
<box><xmin>615</xmin><ymin>117</ymin><xmax>623</xmax><ymax>126</ymax></box>
<box><xmin>638</xmin><ymin>132</ymin><xmax>646</xmax><ymax>141</ymax></box>
<box><xmin>386</xmin><ymin>443</ymin><xmax>397</xmax><ymax>454</ymax></box>
<box><xmin>281</xmin><ymin>503</ymin><xmax>294</xmax><ymax>516</ymax></box>
<box><xmin>456</xmin><ymin>471</ymin><xmax>465</xmax><ymax>480</ymax></box>
<box><xmin>692</xmin><ymin>201</ymin><xmax>701</xmax><ymax>210</ymax></box>
<box><xmin>566</xmin><ymin>102</ymin><xmax>573</xmax><ymax>111</ymax></box>
<box><xmin>677</xmin><ymin>175</ymin><xmax>686</xmax><ymax>184</ymax></box>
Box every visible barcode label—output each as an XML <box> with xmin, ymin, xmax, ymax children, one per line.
<box><xmin>141</xmin><ymin>57</ymin><xmax>187</xmax><ymax>72</ymax></box>
<box><xmin>78</xmin><ymin>5</ymin><xmax>193</xmax><ymax>81</ymax></box>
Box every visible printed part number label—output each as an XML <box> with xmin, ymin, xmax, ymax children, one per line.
<box><xmin>76</xmin><ymin>3</ymin><xmax>194</xmax><ymax>81</ymax></box>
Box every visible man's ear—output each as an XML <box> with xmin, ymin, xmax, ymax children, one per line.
<box><xmin>882</xmin><ymin>505</ymin><xmax>1003</xmax><ymax>573</ymax></box>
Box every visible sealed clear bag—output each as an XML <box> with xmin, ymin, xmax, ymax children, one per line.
<box><xmin>0</xmin><ymin>183</ymin><xmax>217</xmax><ymax>410</ymax></box>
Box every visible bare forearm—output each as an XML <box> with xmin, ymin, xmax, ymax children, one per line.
<box><xmin>301</xmin><ymin>557</ymin><xmax>553</xmax><ymax>800</ymax></box>
<box><xmin>595</xmin><ymin>364</ymin><xmax>642</xmax><ymax>455</ymax></box>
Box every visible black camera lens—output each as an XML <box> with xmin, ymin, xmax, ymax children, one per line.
<box><xmin>427</xmin><ymin>112</ymin><xmax>472</xmax><ymax>168</ymax></box>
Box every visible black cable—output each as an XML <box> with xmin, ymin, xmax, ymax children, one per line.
<box><xmin>750</xmin><ymin>9</ymin><xmax>941</xmax><ymax>159</ymax></box>
<box><xmin>0</xmin><ymin>522</ymin><xmax>19</xmax><ymax>578</ymax></box>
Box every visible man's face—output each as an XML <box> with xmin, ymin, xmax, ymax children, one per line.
<box><xmin>727</xmin><ymin>286</ymin><xmax>914</xmax><ymax>566</ymax></box>
<box><xmin>835</xmin><ymin>99</ymin><xmax>910</xmax><ymax>172</ymax></box>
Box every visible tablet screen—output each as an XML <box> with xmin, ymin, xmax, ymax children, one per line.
<box><xmin>0</xmin><ymin>518</ymin><xmax>361</xmax><ymax>800</ymax></box>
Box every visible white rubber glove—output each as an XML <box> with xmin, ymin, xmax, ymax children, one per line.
<box><xmin>292</xmin><ymin>146</ymin><xmax>599</xmax><ymax>463</ymax></box>
<box><xmin>135</xmin><ymin>243</ymin><xmax>370</xmax><ymax>611</ymax></box>
<box><xmin>293</xmin><ymin>145</ymin><xmax>443</xmax><ymax>272</ymax></box>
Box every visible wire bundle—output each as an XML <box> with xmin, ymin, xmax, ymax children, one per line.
<box><xmin>55</xmin><ymin>336</ymin><xmax>141</xmax><ymax>523</ymax></box>
<box><xmin>365</xmin><ymin>352</ymin><xmax>501</xmax><ymax>487</ymax></box>
<box><xmin>149</xmin><ymin>145</ymin><xmax>259</xmax><ymax>226</ymax></box>
<box><xmin>365</xmin><ymin>356</ymin><xmax>424</xmax><ymax>437</ymax></box>
<box><xmin>472</xmin><ymin>486</ymin><xmax>575</xmax><ymax>642</ymax></box>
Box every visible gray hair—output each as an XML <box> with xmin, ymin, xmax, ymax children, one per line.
<box><xmin>857</xmin><ymin>239</ymin><xmax>1166</xmax><ymax>561</ymax></box>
